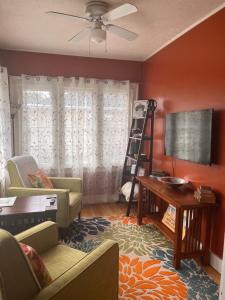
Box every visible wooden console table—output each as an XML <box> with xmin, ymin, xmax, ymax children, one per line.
<box><xmin>137</xmin><ymin>176</ymin><xmax>216</xmax><ymax>269</ymax></box>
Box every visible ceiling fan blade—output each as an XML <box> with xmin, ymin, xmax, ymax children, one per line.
<box><xmin>102</xmin><ymin>3</ymin><xmax>137</xmax><ymax>22</ymax></box>
<box><xmin>106</xmin><ymin>24</ymin><xmax>138</xmax><ymax>41</ymax></box>
<box><xmin>68</xmin><ymin>28</ymin><xmax>90</xmax><ymax>43</ymax></box>
<box><xmin>46</xmin><ymin>11</ymin><xmax>89</xmax><ymax>21</ymax></box>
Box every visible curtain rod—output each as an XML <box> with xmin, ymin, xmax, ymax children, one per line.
<box><xmin>9</xmin><ymin>75</ymin><xmax>140</xmax><ymax>85</ymax></box>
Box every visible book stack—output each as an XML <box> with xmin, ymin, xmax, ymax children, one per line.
<box><xmin>194</xmin><ymin>186</ymin><xmax>216</xmax><ymax>203</ymax></box>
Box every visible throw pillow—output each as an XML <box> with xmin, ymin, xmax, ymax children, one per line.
<box><xmin>28</xmin><ymin>169</ymin><xmax>53</xmax><ymax>189</ymax></box>
<box><xmin>19</xmin><ymin>243</ymin><xmax>52</xmax><ymax>288</ymax></box>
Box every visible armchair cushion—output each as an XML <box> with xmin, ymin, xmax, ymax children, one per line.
<box><xmin>41</xmin><ymin>245</ymin><xmax>86</xmax><ymax>280</ymax></box>
<box><xmin>20</xmin><ymin>243</ymin><xmax>52</xmax><ymax>288</ymax></box>
<box><xmin>33</xmin><ymin>239</ymin><xmax>119</xmax><ymax>300</ymax></box>
<box><xmin>28</xmin><ymin>169</ymin><xmax>53</xmax><ymax>189</ymax></box>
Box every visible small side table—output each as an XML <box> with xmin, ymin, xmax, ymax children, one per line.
<box><xmin>0</xmin><ymin>195</ymin><xmax>57</xmax><ymax>234</ymax></box>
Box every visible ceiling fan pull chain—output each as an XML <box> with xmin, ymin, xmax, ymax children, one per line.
<box><xmin>89</xmin><ymin>34</ymin><xmax>91</xmax><ymax>56</ymax></box>
<box><xmin>105</xmin><ymin>32</ymin><xmax>108</xmax><ymax>53</ymax></box>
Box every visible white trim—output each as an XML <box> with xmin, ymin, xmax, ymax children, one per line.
<box><xmin>210</xmin><ymin>251</ymin><xmax>222</xmax><ymax>274</ymax></box>
<box><xmin>0</xmin><ymin>46</ymin><xmax>142</xmax><ymax>62</ymax></box>
<box><xmin>144</xmin><ymin>3</ymin><xmax>225</xmax><ymax>61</ymax></box>
<box><xmin>220</xmin><ymin>235</ymin><xmax>225</xmax><ymax>299</ymax></box>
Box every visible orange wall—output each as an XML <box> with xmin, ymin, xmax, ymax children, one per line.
<box><xmin>1</xmin><ymin>8</ymin><xmax>225</xmax><ymax>257</ymax></box>
<box><xmin>143</xmin><ymin>8</ymin><xmax>225</xmax><ymax>257</ymax></box>
<box><xmin>0</xmin><ymin>49</ymin><xmax>143</xmax><ymax>83</ymax></box>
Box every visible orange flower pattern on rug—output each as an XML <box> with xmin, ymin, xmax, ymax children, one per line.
<box><xmin>108</xmin><ymin>215</ymin><xmax>150</xmax><ymax>225</ymax></box>
<box><xmin>119</xmin><ymin>255</ymin><xmax>187</xmax><ymax>300</ymax></box>
<box><xmin>60</xmin><ymin>216</ymin><xmax>219</xmax><ymax>299</ymax></box>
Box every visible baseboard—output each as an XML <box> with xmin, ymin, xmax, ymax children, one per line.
<box><xmin>210</xmin><ymin>251</ymin><xmax>222</xmax><ymax>274</ymax></box>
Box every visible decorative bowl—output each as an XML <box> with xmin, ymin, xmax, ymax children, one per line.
<box><xmin>158</xmin><ymin>176</ymin><xmax>188</xmax><ymax>187</ymax></box>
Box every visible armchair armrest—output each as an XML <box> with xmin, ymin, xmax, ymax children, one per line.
<box><xmin>49</xmin><ymin>177</ymin><xmax>82</xmax><ymax>193</ymax></box>
<box><xmin>7</xmin><ymin>186</ymin><xmax>70</xmax><ymax>198</ymax></box>
<box><xmin>16</xmin><ymin>222</ymin><xmax>58</xmax><ymax>254</ymax></box>
<box><xmin>7</xmin><ymin>186</ymin><xmax>70</xmax><ymax>210</ymax></box>
<box><xmin>32</xmin><ymin>240</ymin><xmax>119</xmax><ymax>300</ymax></box>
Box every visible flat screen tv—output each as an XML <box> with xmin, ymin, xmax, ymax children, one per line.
<box><xmin>164</xmin><ymin>109</ymin><xmax>213</xmax><ymax>165</ymax></box>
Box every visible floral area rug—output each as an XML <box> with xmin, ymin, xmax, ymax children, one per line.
<box><xmin>60</xmin><ymin>216</ymin><xmax>218</xmax><ymax>300</ymax></box>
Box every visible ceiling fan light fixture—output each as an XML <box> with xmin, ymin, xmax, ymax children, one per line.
<box><xmin>91</xmin><ymin>28</ymin><xmax>106</xmax><ymax>43</ymax></box>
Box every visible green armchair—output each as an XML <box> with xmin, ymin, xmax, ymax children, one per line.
<box><xmin>6</xmin><ymin>155</ymin><xmax>82</xmax><ymax>227</ymax></box>
<box><xmin>0</xmin><ymin>222</ymin><xmax>119</xmax><ymax>300</ymax></box>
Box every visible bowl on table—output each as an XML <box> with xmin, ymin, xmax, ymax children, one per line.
<box><xmin>158</xmin><ymin>176</ymin><xmax>188</xmax><ymax>187</ymax></box>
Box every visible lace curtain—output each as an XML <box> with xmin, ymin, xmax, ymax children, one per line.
<box><xmin>0</xmin><ymin>67</ymin><xmax>12</xmax><ymax>195</ymax></box>
<box><xmin>10</xmin><ymin>75</ymin><xmax>138</xmax><ymax>203</ymax></box>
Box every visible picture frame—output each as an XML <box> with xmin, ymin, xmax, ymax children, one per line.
<box><xmin>133</xmin><ymin>100</ymin><xmax>148</xmax><ymax>119</ymax></box>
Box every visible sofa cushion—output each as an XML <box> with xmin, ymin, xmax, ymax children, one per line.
<box><xmin>28</xmin><ymin>169</ymin><xmax>53</xmax><ymax>189</ymax></box>
<box><xmin>20</xmin><ymin>243</ymin><xmax>52</xmax><ymax>288</ymax></box>
<box><xmin>41</xmin><ymin>245</ymin><xmax>86</xmax><ymax>280</ymax></box>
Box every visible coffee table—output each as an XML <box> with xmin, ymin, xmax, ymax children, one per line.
<box><xmin>0</xmin><ymin>195</ymin><xmax>57</xmax><ymax>234</ymax></box>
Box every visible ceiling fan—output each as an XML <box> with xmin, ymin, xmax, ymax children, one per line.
<box><xmin>46</xmin><ymin>1</ymin><xmax>138</xmax><ymax>44</ymax></box>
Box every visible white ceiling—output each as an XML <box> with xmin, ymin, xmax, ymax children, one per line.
<box><xmin>0</xmin><ymin>0</ymin><xmax>224</xmax><ymax>61</ymax></box>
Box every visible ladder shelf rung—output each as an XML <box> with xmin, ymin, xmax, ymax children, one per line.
<box><xmin>126</xmin><ymin>155</ymin><xmax>151</xmax><ymax>162</ymax></box>
<box><xmin>129</xmin><ymin>137</ymin><xmax>141</xmax><ymax>141</ymax></box>
<box><xmin>129</xmin><ymin>136</ymin><xmax>152</xmax><ymax>141</ymax></box>
<box><xmin>126</xmin><ymin>155</ymin><xmax>137</xmax><ymax>161</ymax></box>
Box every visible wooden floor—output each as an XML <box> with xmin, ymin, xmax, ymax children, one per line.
<box><xmin>82</xmin><ymin>202</ymin><xmax>221</xmax><ymax>285</ymax></box>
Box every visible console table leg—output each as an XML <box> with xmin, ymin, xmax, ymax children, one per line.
<box><xmin>173</xmin><ymin>207</ymin><xmax>183</xmax><ymax>269</ymax></box>
<box><xmin>201</xmin><ymin>207</ymin><xmax>211</xmax><ymax>265</ymax></box>
<box><xmin>137</xmin><ymin>182</ymin><xmax>143</xmax><ymax>225</ymax></box>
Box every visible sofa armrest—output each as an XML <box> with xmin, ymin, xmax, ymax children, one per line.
<box><xmin>15</xmin><ymin>222</ymin><xmax>58</xmax><ymax>254</ymax></box>
<box><xmin>32</xmin><ymin>240</ymin><xmax>119</xmax><ymax>300</ymax></box>
<box><xmin>49</xmin><ymin>177</ymin><xmax>82</xmax><ymax>193</ymax></box>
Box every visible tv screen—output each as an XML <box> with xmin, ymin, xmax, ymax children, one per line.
<box><xmin>164</xmin><ymin>109</ymin><xmax>213</xmax><ymax>164</ymax></box>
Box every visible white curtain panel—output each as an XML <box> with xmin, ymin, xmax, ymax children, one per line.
<box><xmin>0</xmin><ymin>67</ymin><xmax>12</xmax><ymax>195</ymax></box>
<box><xmin>10</xmin><ymin>75</ymin><xmax>138</xmax><ymax>204</ymax></box>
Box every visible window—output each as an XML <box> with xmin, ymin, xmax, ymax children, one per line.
<box><xmin>22</xmin><ymin>90</ymin><xmax>55</xmax><ymax>169</ymax></box>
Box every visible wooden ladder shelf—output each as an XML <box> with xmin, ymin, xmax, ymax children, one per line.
<box><xmin>121</xmin><ymin>99</ymin><xmax>157</xmax><ymax>216</ymax></box>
